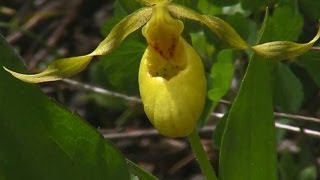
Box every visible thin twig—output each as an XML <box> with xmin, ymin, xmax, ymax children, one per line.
<box><xmin>61</xmin><ymin>79</ymin><xmax>142</xmax><ymax>103</ymax></box>
<box><xmin>211</xmin><ymin>112</ymin><xmax>320</xmax><ymax>138</ymax></box>
<box><xmin>100</xmin><ymin>123</ymin><xmax>320</xmax><ymax>140</ymax></box>
<box><xmin>218</xmin><ymin>100</ymin><xmax>320</xmax><ymax>124</ymax></box>
<box><xmin>6</xmin><ymin>1</ymin><xmax>62</xmax><ymax>44</ymax></box>
<box><xmin>275</xmin><ymin>122</ymin><xmax>320</xmax><ymax>138</ymax></box>
<box><xmin>220</xmin><ymin>104</ymin><xmax>320</xmax><ymax>124</ymax></box>
<box><xmin>100</xmin><ymin>113</ymin><xmax>320</xmax><ymax>140</ymax></box>
<box><xmin>0</xmin><ymin>6</ymin><xmax>16</xmax><ymax>16</ymax></box>
<box><xmin>311</xmin><ymin>47</ymin><xmax>320</xmax><ymax>51</ymax></box>
<box><xmin>30</xmin><ymin>0</ymin><xmax>84</xmax><ymax>68</ymax></box>
<box><xmin>61</xmin><ymin>79</ymin><xmax>320</xmax><ymax>138</ymax></box>
<box><xmin>99</xmin><ymin>126</ymin><xmax>215</xmax><ymax>140</ymax></box>
<box><xmin>62</xmin><ymin>78</ymin><xmax>320</xmax><ymax>125</ymax></box>
<box><xmin>274</xmin><ymin>112</ymin><xmax>320</xmax><ymax>124</ymax></box>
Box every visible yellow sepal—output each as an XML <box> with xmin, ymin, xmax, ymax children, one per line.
<box><xmin>4</xmin><ymin>7</ymin><xmax>152</xmax><ymax>83</ymax></box>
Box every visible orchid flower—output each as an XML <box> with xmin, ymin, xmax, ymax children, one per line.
<box><xmin>4</xmin><ymin>0</ymin><xmax>320</xmax><ymax>137</ymax></box>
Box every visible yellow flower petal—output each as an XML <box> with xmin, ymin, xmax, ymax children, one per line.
<box><xmin>4</xmin><ymin>7</ymin><xmax>152</xmax><ymax>83</ymax></box>
<box><xmin>167</xmin><ymin>3</ymin><xmax>249</xmax><ymax>49</ymax></box>
<box><xmin>139</xmin><ymin>3</ymin><xmax>206</xmax><ymax>137</ymax></box>
<box><xmin>251</xmin><ymin>27</ymin><xmax>320</xmax><ymax>60</ymax></box>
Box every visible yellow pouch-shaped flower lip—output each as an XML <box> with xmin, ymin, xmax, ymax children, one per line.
<box><xmin>139</xmin><ymin>3</ymin><xmax>206</xmax><ymax>138</ymax></box>
<box><xmin>139</xmin><ymin>39</ymin><xmax>206</xmax><ymax>137</ymax></box>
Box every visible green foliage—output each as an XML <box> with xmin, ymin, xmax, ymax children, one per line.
<box><xmin>241</xmin><ymin>0</ymin><xmax>272</xmax><ymax>11</ymax></box>
<box><xmin>211</xmin><ymin>0</ymin><xmax>238</xmax><ymax>7</ymax></box>
<box><xmin>298</xmin><ymin>0</ymin><xmax>320</xmax><ymax>20</ymax></box>
<box><xmin>208</xmin><ymin>49</ymin><xmax>234</xmax><ymax>103</ymax></box>
<box><xmin>279</xmin><ymin>152</ymin><xmax>299</xmax><ymax>180</ymax></box>
<box><xmin>272</xmin><ymin>63</ymin><xmax>303</xmax><ymax>112</ymax></box>
<box><xmin>299</xmin><ymin>166</ymin><xmax>317</xmax><ymax>180</ymax></box>
<box><xmin>219</xmin><ymin>55</ymin><xmax>277</xmax><ymax>180</ymax></box>
<box><xmin>262</xmin><ymin>2</ymin><xmax>305</xmax><ymax>113</ymax></box>
<box><xmin>1</xmin><ymin>0</ymin><xmax>320</xmax><ymax>179</ymax></box>
<box><xmin>127</xmin><ymin>160</ymin><xmax>158</xmax><ymax>180</ymax></box>
<box><xmin>91</xmin><ymin>37</ymin><xmax>146</xmax><ymax>95</ymax></box>
<box><xmin>118</xmin><ymin>0</ymin><xmax>142</xmax><ymax>14</ymax></box>
<box><xmin>197</xmin><ymin>0</ymin><xmax>222</xmax><ymax>15</ymax></box>
<box><xmin>224</xmin><ymin>13</ymin><xmax>256</xmax><ymax>43</ymax></box>
<box><xmin>261</xmin><ymin>3</ymin><xmax>303</xmax><ymax>42</ymax></box>
<box><xmin>212</xmin><ymin>112</ymin><xmax>228</xmax><ymax>148</ymax></box>
<box><xmin>298</xmin><ymin>51</ymin><xmax>320</xmax><ymax>87</ymax></box>
<box><xmin>0</xmin><ymin>35</ymin><xmax>131</xmax><ymax>180</ymax></box>
<box><xmin>219</xmin><ymin>15</ymin><xmax>277</xmax><ymax>179</ymax></box>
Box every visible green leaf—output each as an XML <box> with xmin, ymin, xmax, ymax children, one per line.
<box><xmin>225</xmin><ymin>13</ymin><xmax>257</xmax><ymax>43</ymax></box>
<box><xmin>174</xmin><ymin>0</ymin><xmax>198</xmax><ymax>8</ymax></box>
<box><xmin>210</xmin><ymin>0</ymin><xmax>238</xmax><ymax>7</ymax></box>
<box><xmin>219</xmin><ymin>54</ymin><xmax>277</xmax><ymax>180</ymax></box>
<box><xmin>297</xmin><ymin>51</ymin><xmax>320</xmax><ymax>87</ymax></box>
<box><xmin>299</xmin><ymin>0</ymin><xmax>320</xmax><ymax>20</ymax></box>
<box><xmin>197</xmin><ymin>50</ymin><xmax>233</xmax><ymax>127</ymax></box>
<box><xmin>219</xmin><ymin>12</ymin><xmax>277</xmax><ymax>180</ymax></box>
<box><xmin>299</xmin><ymin>166</ymin><xmax>317</xmax><ymax>180</ymax></box>
<box><xmin>118</xmin><ymin>0</ymin><xmax>142</xmax><ymax>14</ymax></box>
<box><xmin>0</xmin><ymin>35</ymin><xmax>131</xmax><ymax>179</ymax></box>
<box><xmin>272</xmin><ymin>63</ymin><xmax>303</xmax><ymax>112</ymax></box>
<box><xmin>197</xmin><ymin>0</ymin><xmax>221</xmax><ymax>15</ymax></box>
<box><xmin>208</xmin><ymin>49</ymin><xmax>234</xmax><ymax>102</ymax></box>
<box><xmin>240</xmin><ymin>0</ymin><xmax>269</xmax><ymax>11</ymax></box>
<box><xmin>279</xmin><ymin>152</ymin><xmax>299</xmax><ymax>180</ymax></box>
<box><xmin>127</xmin><ymin>160</ymin><xmax>158</xmax><ymax>180</ymax></box>
<box><xmin>209</xmin><ymin>50</ymin><xmax>234</xmax><ymax>147</ymax></box>
<box><xmin>212</xmin><ymin>112</ymin><xmax>228</xmax><ymax>148</ymax></box>
<box><xmin>190</xmin><ymin>31</ymin><xmax>215</xmax><ymax>62</ymax></box>
<box><xmin>261</xmin><ymin>5</ymin><xmax>303</xmax><ymax>42</ymax></box>
<box><xmin>94</xmin><ymin>37</ymin><xmax>146</xmax><ymax>95</ymax></box>
<box><xmin>198</xmin><ymin>73</ymin><xmax>215</xmax><ymax>127</ymax></box>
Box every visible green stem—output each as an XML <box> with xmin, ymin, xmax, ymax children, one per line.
<box><xmin>188</xmin><ymin>130</ymin><xmax>217</xmax><ymax>180</ymax></box>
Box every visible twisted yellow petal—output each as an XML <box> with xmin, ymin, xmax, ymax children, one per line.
<box><xmin>139</xmin><ymin>3</ymin><xmax>206</xmax><ymax>137</ymax></box>
<box><xmin>4</xmin><ymin>7</ymin><xmax>152</xmax><ymax>83</ymax></box>
<box><xmin>251</xmin><ymin>27</ymin><xmax>320</xmax><ymax>60</ymax></box>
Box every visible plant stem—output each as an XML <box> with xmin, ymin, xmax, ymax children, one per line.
<box><xmin>188</xmin><ymin>130</ymin><xmax>217</xmax><ymax>180</ymax></box>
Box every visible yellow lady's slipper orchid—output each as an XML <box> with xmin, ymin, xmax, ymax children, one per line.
<box><xmin>139</xmin><ymin>3</ymin><xmax>206</xmax><ymax>137</ymax></box>
<box><xmin>3</xmin><ymin>0</ymin><xmax>319</xmax><ymax>138</ymax></box>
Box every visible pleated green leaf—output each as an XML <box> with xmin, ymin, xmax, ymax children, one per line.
<box><xmin>0</xmin><ymin>34</ymin><xmax>131</xmax><ymax>180</ymax></box>
<box><xmin>3</xmin><ymin>7</ymin><xmax>152</xmax><ymax>83</ymax></box>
